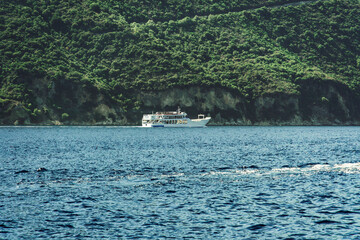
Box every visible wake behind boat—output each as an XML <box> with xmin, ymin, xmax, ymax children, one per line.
<box><xmin>142</xmin><ymin>107</ymin><xmax>211</xmax><ymax>127</ymax></box>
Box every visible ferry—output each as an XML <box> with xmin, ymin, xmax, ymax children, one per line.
<box><xmin>142</xmin><ymin>107</ymin><xmax>211</xmax><ymax>127</ymax></box>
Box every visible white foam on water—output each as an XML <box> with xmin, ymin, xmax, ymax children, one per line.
<box><xmin>334</xmin><ymin>162</ymin><xmax>360</xmax><ymax>173</ymax></box>
<box><xmin>201</xmin><ymin>169</ymin><xmax>260</xmax><ymax>177</ymax></box>
<box><xmin>14</xmin><ymin>162</ymin><xmax>360</xmax><ymax>189</ymax></box>
<box><xmin>271</xmin><ymin>167</ymin><xmax>300</xmax><ymax>173</ymax></box>
<box><xmin>160</xmin><ymin>172</ymin><xmax>185</xmax><ymax>178</ymax></box>
<box><xmin>23</xmin><ymin>162</ymin><xmax>360</xmax><ymax>188</ymax></box>
<box><xmin>268</xmin><ymin>162</ymin><xmax>360</xmax><ymax>176</ymax></box>
<box><xmin>234</xmin><ymin>169</ymin><xmax>259</xmax><ymax>175</ymax></box>
<box><xmin>310</xmin><ymin>164</ymin><xmax>331</xmax><ymax>171</ymax></box>
<box><xmin>201</xmin><ymin>171</ymin><xmax>232</xmax><ymax>176</ymax></box>
<box><xmin>200</xmin><ymin>162</ymin><xmax>360</xmax><ymax>179</ymax></box>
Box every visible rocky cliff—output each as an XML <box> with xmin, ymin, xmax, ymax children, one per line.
<box><xmin>139</xmin><ymin>80</ymin><xmax>360</xmax><ymax>125</ymax></box>
<box><xmin>1</xmin><ymin>79</ymin><xmax>360</xmax><ymax>126</ymax></box>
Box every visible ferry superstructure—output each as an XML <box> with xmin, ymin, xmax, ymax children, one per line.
<box><xmin>142</xmin><ymin>107</ymin><xmax>211</xmax><ymax>127</ymax></box>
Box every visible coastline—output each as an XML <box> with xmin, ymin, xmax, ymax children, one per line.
<box><xmin>2</xmin><ymin>120</ymin><xmax>360</xmax><ymax>127</ymax></box>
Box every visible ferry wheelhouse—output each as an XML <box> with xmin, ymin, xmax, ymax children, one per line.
<box><xmin>142</xmin><ymin>107</ymin><xmax>211</xmax><ymax>127</ymax></box>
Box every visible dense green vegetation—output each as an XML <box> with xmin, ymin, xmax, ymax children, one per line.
<box><xmin>1</xmin><ymin>0</ymin><xmax>360</xmax><ymax>120</ymax></box>
<box><xmin>87</xmin><ymin>0</ymin><xmax>306</xmax><ymax>22</ymax></box>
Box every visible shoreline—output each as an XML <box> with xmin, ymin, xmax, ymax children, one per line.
<box><xmin>1</xmin><ymin>123</ymin><xmax>360</xmax><ymax>127</ymax></box>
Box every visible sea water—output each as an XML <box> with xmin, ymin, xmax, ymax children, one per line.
<box><xmin>0</xmin><ymin>126</ymin><xmax>360</xmax><ymax>239</ymax></box>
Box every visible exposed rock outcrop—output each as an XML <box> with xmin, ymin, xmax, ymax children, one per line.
<box><xmin>135</xmin><ymin>80</ymin><xmax>360</xmax><ymax>125</ymax></box>
<box><xmin>1</xmin><ymin>79</ymin><xmax>360</xmax><ymax>125</ymax></box>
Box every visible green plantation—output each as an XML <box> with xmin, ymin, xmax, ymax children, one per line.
<box><xmin>1</xmin><ymin>0</ymin><xmax>360</xmax><ymax>123</ymax></box>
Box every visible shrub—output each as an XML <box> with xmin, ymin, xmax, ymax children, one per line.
<box><xmin>61</xmin><ymin>113</ymin><xmax>70</xmax><ymax>120</ymax></box>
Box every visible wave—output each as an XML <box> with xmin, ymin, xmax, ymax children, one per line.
<box><xmin>262</xmin><ymin>162</ymin><xmax>360</xmax><ymax>175</ymax></box>
<box><xmin>333</xmin><ymin>162</ymin><xmax>360</xmax><ymax>173</ymax></box>
<box><xmin>13</xmin><ymin>162</ymin><xmax>360</xmax><ymax>189</ymax></box>
<box><xmin>199</xmin><ymin>162</ymin><xmax>360</xmax><ymax>178</ymax></box>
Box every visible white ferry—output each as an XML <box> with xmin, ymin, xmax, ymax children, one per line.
<box><xmin>142</xmin><ymin>107</ymin><xmax>211</xmax><ymax>127</ymax></box>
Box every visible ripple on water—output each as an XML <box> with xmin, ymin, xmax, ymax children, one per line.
<box><xmin>248</xmin><ymin>224</ymin><xmax>267</xmax><ymax>231</ymax></box>
<box><xmin>1</xmin><ymin>126</ymin><xmax>360</xmax><ymax>239</ymax></box>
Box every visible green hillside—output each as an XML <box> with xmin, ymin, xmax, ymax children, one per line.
<box><xmin>85</xmin><ymin>0</ymin><xmax>309</xmax><ymax>22</ymax></box>
<box><xmin>1</xmin><ymin>0</ymin><xmax>360</xmax><ymax>124</ymax></box>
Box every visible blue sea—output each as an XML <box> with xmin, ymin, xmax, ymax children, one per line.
<box><xmin>1</xmin><ymin>126</ymin><xmax>360</xmax><ymax>239</ymax></box>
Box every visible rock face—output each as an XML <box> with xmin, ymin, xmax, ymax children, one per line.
<box><xmin>1</xmin><ymin>79</ymin><xmax>360</xmax><ymax>125</ymax></box>
<box><xmin>138</xmin><ymin>87</ymin><xmax>251</xmax><ymax>125</ymax></box>
<box><xmin>137</xmin><ymin>81</ymin><xmax>360</xmax><ymax>125</ymax></box>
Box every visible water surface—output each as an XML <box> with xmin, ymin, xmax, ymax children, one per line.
<box><xmin>1</xmin><ymin>126</ymin><xmax>360</xmax><ymax>239</ymax></box>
